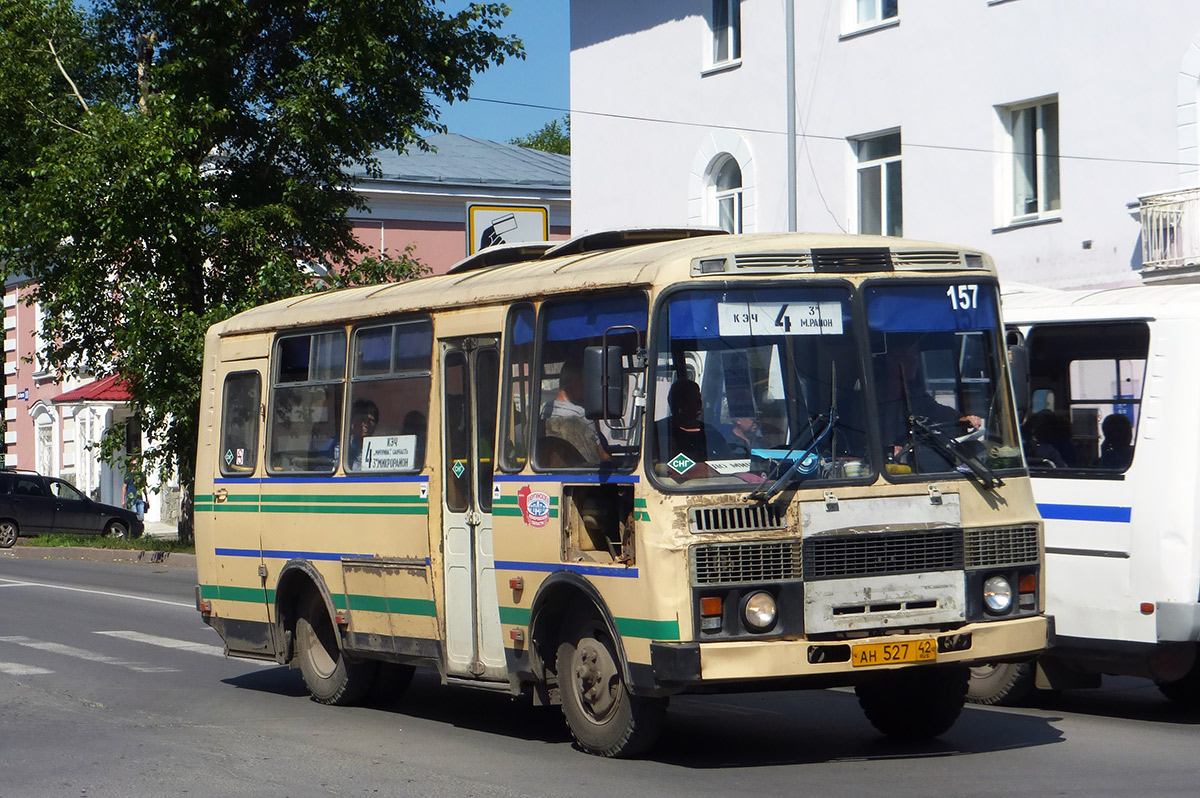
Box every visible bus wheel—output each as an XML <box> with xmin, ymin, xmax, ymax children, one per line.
<box><xmin>967</xmin><ymin>662</ymin><xmax>1037</xmax><ymax>706</ymax></box>
<box><xmin>856</xmin><ymin>666</ymin><xmax>969</xmax><ymax>740</ymax></box>
<box><xmin>557</xmin><ymin>613</ymin><xmax>667</xmax><ymax>757</ymax></box>
<box><xmin>1157</xmin><ymin>657</ymin><xmax>1200</xmax><ymax>708</ymax></box>
<box><xmin>295</xmin><ymin>591</ymin><xmax>376</xmax><ymax>706</ymax></box>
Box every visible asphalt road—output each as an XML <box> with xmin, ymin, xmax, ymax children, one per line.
<box><xmin>1</xmin><ymin>554</ymin><xmax>1198</xmax><ymax>798</ymax></box>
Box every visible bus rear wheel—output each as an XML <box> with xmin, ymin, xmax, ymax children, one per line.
<box><xmin>295</xmin><ymin>591</ymin><xmax>376</xmax><ymax>706</ymax></box>
<box><xmin>1157</xmin><ymin>656</ymin><xmax>1200</xmax><ymax>708</ymax></box>
<box><xmin>557</xmin><ymin>613</ymin><xmax>666</xmax><ymax>757</ymax></box>
<box><xmin>856</xmin><ymin>665</ymin><xmax>969</xmax><ymax>740</ymax></box>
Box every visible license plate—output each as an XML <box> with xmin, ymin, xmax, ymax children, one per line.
<box><xmin>851</xmin><ymin>639</ymin><xmax>937</xmax><ymax>667</ymax></box>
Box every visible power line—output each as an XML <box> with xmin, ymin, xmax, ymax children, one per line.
<box><xmin>464</xmin><ymin>95</ymin><xmax>1200</xmax><ymax>170</ymax></box>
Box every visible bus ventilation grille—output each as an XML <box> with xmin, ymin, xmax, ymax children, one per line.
<box><xmin>891</xmin><ymin>250</ymin><xmax>972</xmax><ymax>270</ymax></box>
<box><xmin>964</xmin><ymin>525</ymin><xmax>1039</xmax><ymax>568</ymax></box>
<box><xmin>803</xmin><ymin>528</ymin><xmax>964</xmax><ymax>581</ymax></box>
<box><xmin>689</xmin><ymin>504</ymin><xmax>787</xmax><ymax>534</ymax></box>
<box><xmin>692</xmin><ymin>540</ymin><xmax>803</xmax><ymax>585</ymax></box>
<box><xmin>733</xmin><ymin>252</ymin><xmax>814</xmax><ymax>270</ymax></box>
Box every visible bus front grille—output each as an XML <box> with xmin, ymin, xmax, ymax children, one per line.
<box><xmin>964</xmin><ymin>525</ymin><xmax>1039</xmax><ymax>568</ymax></box>
<box><xmin>689</xmin><ymin>504</ymin><xmax>787</xmax><ymax>534</ymax></box>
<box><xmin>803</xmin><ymin>528</ymin><xmax>964</xmax><ymax>581</ymax></box>
<box><xmin>692</xmin><ymin>540</ymin><xmax>803</xmax><ymax>585</ymax></box>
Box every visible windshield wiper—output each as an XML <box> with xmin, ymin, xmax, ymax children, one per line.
<box><xmin>909</xmin><ymin>415</ymin><xmax>1003</xmax><ymax>491</ymax></box>
<box><xmin>750</xmin><ymin>362</ymin><xmax>839</xmax><ymax>503</ymax></box>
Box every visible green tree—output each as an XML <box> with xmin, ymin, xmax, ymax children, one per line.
<box><xmin>509</xmin><ymin>114</ymin><xmax>570</xmax><ymax>155</ymax></box>
<box><xmin>0</xmin><ymin>0</ymin><xmax>522</xmax><ymax>541</ymax></box>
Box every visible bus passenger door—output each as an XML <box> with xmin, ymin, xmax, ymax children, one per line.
<box><xmin>440</xmin><ymin>337</ymin><xmax>507</xmax><ymax>680</ymax></box>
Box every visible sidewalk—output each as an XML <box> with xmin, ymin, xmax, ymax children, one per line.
<box><xmin>143</xmin><ymin>520</ymin><xmax>180</xmax><ymax>541</ymax></box>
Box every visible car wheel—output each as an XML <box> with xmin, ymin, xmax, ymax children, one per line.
<box><xmin>0</xmin><ymin>520</ymin><xmax>18</xmax><ymax>548</ymax></box>
<box><xmin>104</xmin><ymin>520</ymin><xmax>130</xmax><ymax>539</ymax></box>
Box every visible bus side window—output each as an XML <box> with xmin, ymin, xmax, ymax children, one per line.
<box><xmin>345</xmin><ymin>318</ymin><xmax>432</xmax><ymax>473</ymax></box>
<box><xmin>269</xmin><ymin>330</ymin><xmax>346</xmax><ymax>474</ymax></box>
<box><xmin>500</xmin><ymin>305</ymin><xmax>535</xmax><ymax>471</ymax></box>
<box><xmin>220</xmin><ymin>371</ymin><xmax>261</xmax><ymax>475</ymax></box>
<box><xmin>533</xmin><ymin>293</ymin><xmax>647</xmax><ymax>471</ymax></box>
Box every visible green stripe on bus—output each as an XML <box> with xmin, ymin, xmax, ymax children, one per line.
<box><xmin>635</xmin><ymin>511</ymin><xmax>650</xmax><ymax>522</ymax></box>
<box><xmin>346</xmin><ymin>594</ymin><xmax>437</xmax><ymax>617</ymax></box>
<box><xmin>493</xmin><ymin>495</ymin><xmax>559</xmax><ymax>505</ymax></box>
<box><xmin>498</xmin><ymin>606</ymin><xmax>532</xmax><ymax>626</ymax></box>
<box><xmin>634</xmin><ymin>498</ymin><xmax>647</xmax><ymax>508</ymax></box>
<box><xmin>199</xmin><ymin>584</ymin><xmax>266</xmax><ymax>603</ymax></box>
<box><xmin>497</xmin><ymin>607</ymin><xmax>678</xmax><ymax>641</ymax></box>
<box><xmin>257</xmin><ymin>504</ymin><xmax>429</xmax><ymax>515</ymax></box>
<box><xmin>492</xmin><ymin>507</ymin><xmax>560</xmax><ymax>518</ymax></box>
<box><xmin>260</xmin><ymin>494</ymin><xmax>428</xmax><ymax>504</ymax></box>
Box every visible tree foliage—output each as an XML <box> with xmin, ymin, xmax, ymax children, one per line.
<box><xmin>509</xmin><ymin>114</ymin><xmax>570</xmax><ymax>155</ymax></box>
<box><xmin>0</xmin><ymin>0</ymin><xmax>521</xmax><ymax>537</ymax></box>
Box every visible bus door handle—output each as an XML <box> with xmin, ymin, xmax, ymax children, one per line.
<box><xmin>467</xmin><ymin>510</ymin><xmax>482</xmax><ymax>526</ymax></box>
<box><xmin>214</xmin><ymin>488</ymin><xmax>229</xmax><ymax>504</ymax></box>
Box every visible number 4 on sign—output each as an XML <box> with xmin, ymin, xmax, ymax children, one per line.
<box><xmin>947</xmin><ymin>285</ymin><xmax>978</xmax><ymax>310</ymax></box>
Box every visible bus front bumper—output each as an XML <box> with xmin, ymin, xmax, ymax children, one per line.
<box><xmin>649</xmin><ymin>615</ymin><xmax>1048</xmax><ymax>687</ymax></box>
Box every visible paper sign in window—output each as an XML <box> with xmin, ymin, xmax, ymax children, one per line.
<box><xmin>717</xmin><ymin>302</ymin><xmax>844</xmax><ymax>336</ymax></box>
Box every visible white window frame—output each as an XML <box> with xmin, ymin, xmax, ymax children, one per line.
<box><xmin>842</xmin><ymin>0</ymin><xmax>898</xmax><ymax>36</ymax></box>
<box><xmin>851</xmin><ymin>130</ymin><xmax>902</xmax><ymax>237</ymax></box>
<box><xmin>999</xmin><ymin>96</ymin><xmax>1061</xmax><ymax>225</ymax></box>
<box><xmin>709</xmin><ymin>154</ymin><xmax>744</xmax><ymax>234</ymax></box>
<box><xmin>707</xmin><ymin>0</ymin><xmax>741</xmax><ymax>71</ymax></box>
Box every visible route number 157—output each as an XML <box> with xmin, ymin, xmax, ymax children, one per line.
<box><xmin>947</xmin><ymin>285</ymin><xmax>979</xmax><ymax>310</ymax></box>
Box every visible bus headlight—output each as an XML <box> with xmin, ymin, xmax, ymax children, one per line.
<box><xmin>983</xmin><ymin>575</ymin><xmax>1014</xmax><ymax>614</ymax></box>
<box><xmin>744</xmin><ymin>591</ymin><xmax>778</xmax><ymax>631</ymax></box>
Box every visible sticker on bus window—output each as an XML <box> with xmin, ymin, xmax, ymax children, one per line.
<box><xmin>718</xmin><ymin>301</ymin><xmax>843</xmax><ymax>336</ymax></box>
<box><xmin>360</xmin><ymin>434</ymin><xmax>418</xmax><ymax>471</ymax></box>
<box><xmin>517</xmin><ymin>485</ymin><xmax>551</xmax><ymax>527</ymax></box>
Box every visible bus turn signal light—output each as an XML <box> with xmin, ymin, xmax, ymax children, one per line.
<box><xmin>700</xmin><ymin>597</ymin><xmax>723</xmax><ymax>617</ymax></box>
<box><xmin>1018</xmin><ymin>574</ymin><xmax>1037</xmax><ymax>593</ymax></box>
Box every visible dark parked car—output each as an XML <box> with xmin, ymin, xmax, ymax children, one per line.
<box><xmin>0</xmin><ymin>470</ymin><xmax>143</xmax><ymax>548</ymax></box>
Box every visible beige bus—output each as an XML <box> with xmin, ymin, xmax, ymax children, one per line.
<box><xmin>194</xmin><ymin>229</ymin><xmax>1047</xmax><ymax>757</ymax></box>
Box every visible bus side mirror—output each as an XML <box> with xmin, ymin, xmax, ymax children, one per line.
<box><xmin>1008</xmin><ymin>343</ymin><xmax>1030</xmax><ymax>418</ymax></box>
<box><xmin>583</xmin><ymin>346</ymin><xmax>624</xmax><ymax>420</ymax></box>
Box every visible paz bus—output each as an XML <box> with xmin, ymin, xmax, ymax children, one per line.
<box><xmin>194</xmin><ymin>229</ymin><xmax>1047</xmax><ymax>757</ymax></box>
<box><xmin>967</xmin><ymin>282</ymin><xmax>1200</xmax><ymax>706</ymax></box>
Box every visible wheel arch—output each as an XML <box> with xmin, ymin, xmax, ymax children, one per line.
<box><xmin>274</xmin><ymin>558</ymin><xmax>338</xmax><ymax>664</ymax></box>
<box><xmin>528</xmin><ymin>570</ymin><xmax>634</xmax><ymax>687</ymax></box>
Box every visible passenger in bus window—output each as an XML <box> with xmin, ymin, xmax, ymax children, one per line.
<box><xmin>665</xmin><ymin>379</ymin><xmax>731</xmax><ymax>463</ymax></box>
<box><xmin>347</xmin><ymin>399</ymin><xmax>379</xmax><ymax>470</ymax></box>
<box><xmin>1098</xmin><ymin>413</ymin><xmax>1134</xmax><ymax>470</ymax></box>
<box><xmin>541</xmin><ymin>360</ymin><xmax>609</xmax><ymax>466</ymax></box>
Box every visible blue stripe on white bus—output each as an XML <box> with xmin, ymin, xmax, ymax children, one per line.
<box><xmin>1036</xmin><ymin>503</ymin><xmax>1132</xmax><ymax>523</ymax></box>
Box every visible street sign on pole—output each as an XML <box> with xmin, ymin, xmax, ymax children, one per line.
<box><xmin>466</xmin><ymin>204</ymin><xmax>549</xmax><ymax>255</ymax></box>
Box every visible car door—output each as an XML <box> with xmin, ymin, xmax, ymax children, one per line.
<box><xmin>10</xmin><ymin>476</ymin><xmax>57</xmax><ymax>534</ymax></box>
<box><xmin>48</xmin><ymin>479</ymin><xmax>102</xmax><ymax>535</ymax></box>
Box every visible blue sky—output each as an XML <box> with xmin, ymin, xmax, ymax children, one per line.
<box><xmin>436</xmin><ymin>1</ymin><xmax>570</xmax><ymax>143</ymax></box>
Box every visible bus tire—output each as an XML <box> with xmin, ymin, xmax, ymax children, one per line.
<box><xmin>1157</xmin><ymin>657</ymin><xmax>1200</xmax><ymax>708</ymax></box>
<box><xmin>557</xmin><ymin>612</ymin><xmax>667</xmax><ymax>757</ymax></box>
<box><xmin>856</xmin><ymin>665</ymin><xmax>969</xmax><ymax>740</ymax></box>
<box><xmin>967</xmin><ymin>661</ymin><xmax>1037</xmax><ymax>706</ymax></box>
<box><xmin>295</xmin><ymin>591</ymin><xmax>376</xmax><ymax>706</ymax></box>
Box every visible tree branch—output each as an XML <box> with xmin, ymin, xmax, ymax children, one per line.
<box><xmin>25</xmin><ymin>99</ymin><xmax>92</xmax><ymax>138</ymax></box>
<box><xmin>47</xmin><ymin>38</ymin><xmax>91</xmax><ymax>115</ymax></box>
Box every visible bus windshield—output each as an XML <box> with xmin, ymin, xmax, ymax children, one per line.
<box><xmin>649</xmin><ymin>281</ymin><xmax>1022</xmax><ymax>489</ymax></box>
<box><xmin>865</xmin><ymin>282</ymin><xmax>1021</xmax><ymax>481</ymax></box>
<box><xmin>650</xmin><ymin>285</ymin><xmax>870</xmax><ymax>488</ymax></box>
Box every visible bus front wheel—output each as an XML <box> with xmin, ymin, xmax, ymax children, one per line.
<box><xmin>856</xmin><ymin>665</ymin><xmax>969</xmax><ymax>740</ymax></box>
<box><xmin>967</xmin><ymin>661</ymin><xmax>1038</xmax><ymax>706</ymax></box>
<box><xmin>556</xmin><ymin>612</ymin><xmax>666</xmax><ymax>757</ymax></box>
<box><xmin>295</xmin><ymin>591</ymin><xmax>377</xmax><ymax>706</ymax></box>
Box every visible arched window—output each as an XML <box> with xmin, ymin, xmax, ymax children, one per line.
<box><xmin>712</xmin><ymin>155</ymin><xmax>743</xmax><ymax>234</ymax></box>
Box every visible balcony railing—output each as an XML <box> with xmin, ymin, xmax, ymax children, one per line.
<box><xmin>1140</xmin><ymin>187</ymin><xmax>1200</xmax><ymax>276</ymax></box>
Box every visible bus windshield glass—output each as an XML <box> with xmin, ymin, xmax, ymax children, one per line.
<box><xmin>865</xmin><ymin>282</ymin><xmax>1022</xmax><ymax>480</ymax></box>
<box><xmin>650</xmin><ymin>285</ymin><xmax>870</xmax><ymax>488</ymax></box>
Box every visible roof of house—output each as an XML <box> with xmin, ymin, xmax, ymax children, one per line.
<box><xmin>350</xmin><ymin>133</ymin><xmax>570</xmax><ymax>190</ymax></box>
<box><xmin>52</xmin><ymin>374</ymin><xmax>131</xmax><ymax>404</ymax></box>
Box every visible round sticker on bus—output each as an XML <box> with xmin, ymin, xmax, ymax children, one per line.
<box><xmin>517</xmin><ymin>485</ymin><xmax>551</xmax><ymax>528</ymax></box>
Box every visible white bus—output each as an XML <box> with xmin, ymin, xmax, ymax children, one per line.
<box><xmin>969</xmin><ymin>283</ymin><xmax>1200</xmax><ymax>706</ymax></box>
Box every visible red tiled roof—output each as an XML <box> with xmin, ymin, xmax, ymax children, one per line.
<box><xmin>52</xmin><ymin>374</ymin><xmax>132</xmax><ymax>403</ymax></box>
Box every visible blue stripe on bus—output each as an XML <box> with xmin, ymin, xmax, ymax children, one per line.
<box><xmin>494</xmin><ymin>560</ymin><xmax>639</xmax><ymax>578</ymax></box>
<box><xmin>1037</xmin><ymin>503</ymin><xmax>1132</xmax><ymax>523</ymax></box>
<box><xmin>215</xmin><ymin>476</ymin><xmax>429</xmax><ymax>485</ymax></box>
<box><xmin>215</xmin><ymin>548</ymin><xmax>377</xmax><ymax>561</ymax></box>
<box><xmin>493</xmin><ymin>474</ymin><xmax>640</xmax><ymax>484</ymax></box>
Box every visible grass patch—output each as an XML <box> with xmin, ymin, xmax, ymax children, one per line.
<box><xmin>20</xmin><ymin>534</ymin><xmax>195</xmax><ymax>555</ymax></box>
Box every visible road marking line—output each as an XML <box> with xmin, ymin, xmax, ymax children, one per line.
<box><xmin>94</xmin><ymin>631</ymin><xmax>277</xmax><ymax>668</ymax></box>
<box><xmin>0</xmin><ymin>635</ymin><xmax>178</xmax><ymax>673</ymax></box>
<box><xmin>0</xmin><ymin>577</ymin><xmax>192</xmax><ymax>608</ymax></box>
<box><xmin>0</xmin><ymin>662</ymin><xmax>54</xmax><ymax>676</ymax></box>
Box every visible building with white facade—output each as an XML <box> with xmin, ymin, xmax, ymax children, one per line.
<box><xmin>570</xmin><ymin>0</ymin><xmax>1200</xmax><ymax>288</ymax></box>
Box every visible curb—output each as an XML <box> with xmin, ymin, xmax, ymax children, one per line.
<box><xmin>1</xmin><ymin>544</ymin><xmax>197</xmax><ymax>570</ymax></box>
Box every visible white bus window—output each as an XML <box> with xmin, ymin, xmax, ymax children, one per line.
<box><xmin>346</xmin><ymin>319</ymin><xmax>432</xmax><ymax>472</ymax></box>
<box><xmin>220</xmin><ymin>371</ymin><xmax>260</xmax><ymax>475</ymax></box>
<box><xmin>269</xmin><ymin>330</ymin><xmax>347</xmax><ymax>473</ymax></box>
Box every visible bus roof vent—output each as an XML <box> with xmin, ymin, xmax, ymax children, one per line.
<box><xmin>543</xmin><ymin>227</ymin><xmax>728</xmax><ymax>259</ymax></box>
<box><xmin>811</xmin><ymin>247</ymin><xmax>894</xmax><ymax>273</ymax></box>
<box><xmin>891</xmin><ymin>250</ymin><xmax>980</xmax><ymax>270</ymax></box>
<box><xmin>731</xmin><ymin>252</ymin><xmax>815</xmax><ymax>271</ymax></box>
<box><xmin>446</xmin><ymin>242</ymin><xmax>554</xmax><ymax>274</ymax></box>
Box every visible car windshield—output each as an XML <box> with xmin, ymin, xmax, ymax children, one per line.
<box><xmin>650</xmin><ymin>285</ymin><xmax>870</xmax><ymax>489</ymax></box>
<box><xmin>865</xmin><ymin>282</ymin><xmax>1022</xmax><ymax>480</ymax></box>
